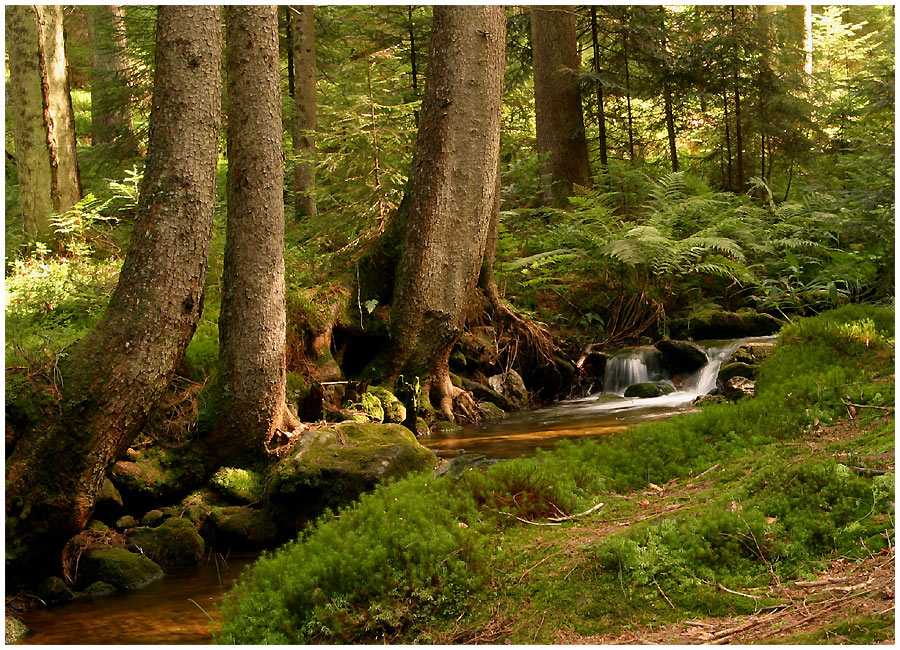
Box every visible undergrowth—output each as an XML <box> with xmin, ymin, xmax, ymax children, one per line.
<box><xmin>217</xmin><ymin>304</ymin><xmax>894</xmax><ymax>643</ymax></box>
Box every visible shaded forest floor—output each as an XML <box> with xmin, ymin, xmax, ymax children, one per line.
<box><xmin>431</xmin><ymin>413</ymin><xmax>895</xmax><ymax>645</ymax></box>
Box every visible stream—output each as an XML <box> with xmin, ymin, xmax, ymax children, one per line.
<box><xmin>14</xmin><ymin>336</ymin><xmax>770</xmax><ymax>644</ymax></box>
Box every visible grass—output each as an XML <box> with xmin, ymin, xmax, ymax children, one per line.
<box><xmin>216</xmin><ymin>304</ymin><xmax>894</xmax><ymax>644</ymax></box>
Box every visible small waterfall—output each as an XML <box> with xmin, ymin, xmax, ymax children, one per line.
<box><xmin>603</xmin><ymin>348</ymin><xmax>667</xmax><ymax>395</ymax></box>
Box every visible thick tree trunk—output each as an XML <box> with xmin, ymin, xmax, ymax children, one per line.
<box><xmin>390</xmin><ymin>5</ymin><xmax>505</xmax><ymax>420</ymax></box>
<box><xmin>210</xmin><ymin>5</ymin><xmax>297</xmax><ymax>462</ymax></box>
<box><xmin>87</xmin><ymin>5</ymin><xmax>135</xmax><ymax>148</ymax></box>
<box><xmin>291</xmin><ymin>5</ymin><xmax>317</xmax><ymax>219</ymax></box>
<box><xmin>6</xmin><ymin>5</ymin><xmax>221</xmax><ymax>572</ymax></box>
<box><xmin>590</xmin><ymin>6</ymin><xmax>608</xmax><ymax>170</ymax></box>
<box><xmin>6</xmin><ymin>5</ymin><xmax>82</xmax><ymax>240</ymax></box>
<box><xmin>531</xmin><ymin>5</ymin><xmax>591</xmax><ymax>206</ymax></box>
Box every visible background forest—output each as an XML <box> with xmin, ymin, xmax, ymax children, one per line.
<box><xmin>3</xmin><ymin>5</ymin><xmax>895</xmax><ymax>644</ymax></box>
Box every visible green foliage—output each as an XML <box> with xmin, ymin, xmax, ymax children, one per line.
<box><xmin>210</xmin><ymin>467</ymin><xmax>264</xmax><ymax>504</ymax></box>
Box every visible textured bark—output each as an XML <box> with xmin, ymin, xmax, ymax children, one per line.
<box><xmin>6</xmin><ymin>5</ymin><xmax>222</xmax><ymax>570</ymax></box>
<box><xmin>590</xmin><ymin>7</ymin><xmax>608</xmax><ymax>169</ymax></box>
<box><xmin>291</xmin><ymin>5</ymin><xmax>317</xmax><ymax>219</ymax></box>
<box><xmin>531</xmin><ymin>6</ymin><xmax>591</xmax><ymax>205</ymax></box>
<box><xmin>210</xmin><ymin>5</ymin><xmax>296</xmax><ymax>462</ymax></box>
<box><xmin>390</xmin><ymin>5</ymin><xmax>506</xmax><ymax>419</ymax></box>
<box><xmin>87</xmin><ymin>5</ymin><xmax>135</xmax><ymax>147</ymax></box>
<box><xmin>6</xmin><ymin>5</ymin><xmax>82</xmax><ymax>239</ymax></box>
<box><xmin>732</xmin><ymin>6</ymin><xmax>745</xmax><ymax>192</ymax></box>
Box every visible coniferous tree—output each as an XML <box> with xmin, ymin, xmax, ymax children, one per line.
<box><xmin>87</xmin><ymin>5</ymin><xmax>136</xmax><ymax>150</ymax></box>
<box><xmin>291</xmin><ymin>5</ymin><xmax>317</xmax><ymax>219</ymax></box>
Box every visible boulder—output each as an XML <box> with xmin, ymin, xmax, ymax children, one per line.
<box><xmin>722</xmin><ymin>376</ymin><xmax>756</xmax><ymax>401</ymax></box>
<box><xmin>79</xmin><ymin>581</ymin><xmax>117</xmax><ymax>599</ymax></box>
<box><xmin>624</xmin><ymin>382</ymin><xmax>676</xmax><ymax>398</ymax></box>
<box><xmin>486</xmin><ymin>369</ymin><xmax>529</xmax><ymax>410</ymax></box>
<box><xmin>204</xmin><ymin>505</ymin><xmax>280</xmax><ymax>549</ymax></box>
<box><xmin>93</xmin><ymin>478</ymin><xmax>124</xmax><ymax>522</ymax></box>
<box><xmin>358</xmin><ymin>392</ymin><xmax>385</xmax><ymax>422</ymax></box>
<box><xmin>692</xmin><ymin>394</ymin><xmax>726</xmax><ymax>407</ymax></box>
<box><xmin>266</xmin><ymin>422</ymin><xmax>437</xmax><ymax>523</ymax></box>
<box><xmin>109</xmin><ymin>454</ymin><xmax>179</xmax><ymax>509</ymax></box>
<box><xmin>450</xmin><ymin>373</ymin><xmax>512</xmax><ymax>411</ymax></box>
<box><xmin>209</xmin><ymin>467</ymin><xmax>264</xmax><ymax>505</ymax></box>
<box><xmin>35</xmin><ymin>576</ymin><xmax>74</xmax><ymax>604</ymax></box>
<box><xmin>581</xmin><ymin>350</ymin><xmax>608</xmax><ymax>378</ymax></box>
<box><xmin>476</xmin><ymin>401</ymin><xmax>505</xmax><ymax>422</ymax></box>
<box><xmin>127</xmin><ymin>518</ymin><xmax>205</xmax><ymax>572</ymax></box>
<box><xmin>669</xmin><ymin>309</ymin><xmax>782</xmax><ymax>340</ymax></box>
<box><xmin>366</xmin><ymin>387</ymin><xmax>407</xmax><ymax>424</ymax></box>
<box><xmin>717</xmin><ymin>361</ymin><xmax>758</xmax><ymax>385</ymax></box>
<box><xmin>141</xmin><ymin>509</ymin><xmax>165</xmax><ymax>527</ymax></box>
<box><xmin>116</xmin><ymin>515</ymin><xmax>138</xmax><ymax>530</ymax></box>
<box><xmin>596</xmin><ymin>393</ymin><xmax>626</xmax><ymax>404</ymax></box>
<box><xmin>5</xmin><ymin>616</ymin><xmax>28</xmax><ymax>644</ymax></box>
<box><xmin>77</xmin><ymin>547</ymin><xmax>163</xmax><ymax>590</ymax></box>
<box><xmin>655</xmin><ymin>339</ymin><xmax>708</xmax><ymax>373</ymax></box>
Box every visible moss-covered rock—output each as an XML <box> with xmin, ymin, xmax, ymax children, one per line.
<box><xmin>623</xmin><ymin>382</ymin><xmax>675</xmax><ymax>398</ymax></box>
<box><xmin>433</xmin><ymin>421</ymin><xmax>463</xmax><ymax>434</ymax></box>
<box><xmin>717</xmin><ymin>361</ymin><xmax>758</xmax><ymax>384</ymax></box>
<box><xmin>596</xmin><ymin>393</ymin><xmax>626</xmax><ymax>404</ymax></box>
<box><xmin>127</xmin><ymin>518</ymin><xmax>205</xmax><ymax>572</ymax></box>
<box><xmin>79</xmin><ymin>581</ymin><xmax>117</xmax><ymax>599</ymax></box>
<box><xmin>358</xmin><ymin>392</ymin><xmax>385</xmax><ymax>423</ymax></box>
<box><xmin>35</xmin><ymin>575</ymin><xmax>74</xmax><ymax>604</ymax></box>
<box><xmin>669</xmin><ymin>308</ymin><xmax>782</xmax><ymax>340</ymax></box>
<box><xmin>266</xmin><ymin>422</ymin><xmax>437</xmax><ymax>525</ymax></box>
<box><xmin>78</xmin><ymin>547</ymin><xmax>163</xmax><ymax>590</ymax></box>
<box><xmin>366</xmin><ymin>387</ymin><xmax>407</xmax><ymax>424</ymax></box>
<box><xmin>448</xmin><ymin>348</ymin><xmax>467</xmax><ymax>371</ymax></box>
<box><xmin>204</xmin><ymin>505</ymin><xmax>280</xmax><ymax>549</ymax></box>
<box><xmin>141</xmin><ymin>509</ymin><xmax>165</xmax><ymax>527</ymax></box>
<box><xmin>5</xmin><ymin>615</ymin><xmax>28</xmax><ymax>644</ymax></box>
<box><xmin>94</xmin><ymin>478</ymin><xmax>124</xmax><ymax>522</ymax></box>
<box><xmin>449</xmin><ymin>373</ymin><xmax>512</xmax><ymax>411</ymax></box>
<box><xmin>115</xmin><ymin>515</ymin><xmax>138</xmax><ymax>530</ymax></box>
<box><xmin>476</xmin><ymin>401</ymin><xmax>506</xmax><ymax>422</ymax></box>
<box><xmin>210</xmin><ymin>467</ymin><xmax>264</xmax><ymax>505</ymax></box>
<box><xmin>486</xmin><ymin>370</ymin><xmax>529</xmax><ymax>410</ymax></box>
<box><xmin>655</xmin><ymin>339</ymin><xmax>708</xmax><ymax>373</ymax></box>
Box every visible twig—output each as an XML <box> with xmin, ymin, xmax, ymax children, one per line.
<box><xmin>846</xmin><ymin>465</ymin><xmax>893</xmax><ymax>476</ymax></box>
<box><xmin>653</xmin><ymin>577</ymin><xmax>675</xmax><ymax>609</ymax></box>
<box><xmin>794</xmin><ymin>576</ymin><xmax>851</xmax><ymax>588</ymax></box>
<box><xmin>516</xmin><ymin>549</ymin><xmax>567</xmax><ymax>585</ymax></box>
<box><xmin>716</xmin><ymin>582</ymin><xmax>772</xmax><ymax>600</ymax></box>
<box><xmin>696</xmin><ymin>463</ymin><xmax>720</xmax><ymax>478</ymax></box>
<box><xmin>547</xmin><ymin>501</ymin><xmax>605</xmax><ymax>522</ymax></box>
<box><xmin>840</xmin><ymin>400</ymin><xmax>894</xmax><ymax>412</ymax></box>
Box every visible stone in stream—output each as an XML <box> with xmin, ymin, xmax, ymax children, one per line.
<box><xmin>203</xmin><ymin>505</ymin><xmax>280</xmax><ymax>549</ymax></box>
<box><xmin>596</xmin><ymin>393</ymin><xmax>626</xmax><ymax>404</ymax></box>
<box><xmin>487</xmin><ymin>369</ymin><xmax>529</xmax><ymax>410</ymax></box>
<box><xmin>5</xmin><ymin>615</ymin><xmax>29</xmax><ymax>644</ymax></box>
<box><xmin>716</xmin><ymin>341</ymin><xmax>774</xmax><ymax>400</ymax></box>
<box><xmin>127</xmin><ymin>517</ymin><xmax>205</xmax><ymax>573</ymax></box>
<box><xmin>655</xmin><ymin>339</ymin><xmax>708</xmax><ymax>374</ymax></box>
<box><xmin>366</xmin><ymin>387</ymin><xmax>408</xmax><ymax>424</ymax></box>
<box><xmin>35</xmin><ymin>575</ymin><xmax>74</xmax><ymax>604</ymax></box>
<box><xmin>77</xmin><ymin>547</ymin><xmax>163</xmax><ymax>591</ymax></box>
<box><xmin>79</xmin><ymin>581</ymin><xmax>117</xmax><ymax>599</ymax></box>
<box><xmin>476</xmin><ymin>401</ymin><xmax>506</xmax><ymax>422</ymax></box>
<box><xmin>722</xmin><ymin>376</ymin><xmax>756</xmax><ymax>401</ymax></box>
<box><xmin>623</xmin><ymin>382</ymin><xmax>676</xmax><ymax>398</ymax></box>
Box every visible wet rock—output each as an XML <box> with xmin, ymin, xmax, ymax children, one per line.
<box><xmin>204</xmin><ymin>505</ymin><xmax>280</xmax><ymax>549</ymax></box>
<box><xmin>35</xmin><ymin>576</ymin><xmax>74</xmax><ymax>604</ymax></box>
<box><xmin>141</xmin><ymin>509</ymin><xmax>165</xmax><ymax>527</ymax></box>
<box><xmin>624</xmin><ymin>382</ymin><xmax>675</xmax><ymax>398</ymax></box>
<box><xmin>435</xmin><ymin>454</ymin><xmax>497</xmax><ymax>477</ymax></box>
<box><xmin>266</xmin><ymin>422</ymin><xmax>437</xmax><ymax>523</ymax></box>
<box><xmin>366</xmin><ymin>387</ymin><xmax>407</xmax><ymax>424</ymax></box>
<box><xmin>5</xmin><ymin>615</ymin><xmax>28</xmax><ymax>644</ymax></box>
<box><xmin>722</xmin><ymin>376</ymin><xmax>756</xmax><ymax>401</ymax></box>
<box><xmin>476</xmin><ymin>401</ymin><xmax>505</xmax><ymax>422</ymax></box>
<box><xmin>209</xmin><ymin>467</ymin><xmax>264</xmax><ymax>505</ymax></box>
<box><xmin>433</xmin><ymin>421</ymin><xmax>463</xmax><ymax>434</ymax></box>
<box><xmin>596</xmin><ymin>393</ymin><xmax>626</xmax><ymax>404</ymax></box>
<box><xmin>692</xmin><ymin>394</ymin><xmax>726</xmax><ymax>407</ymax></box>
<box><xmin>717</xmin><ymin>361</ymin><xmax>758</xmax><ymax>385</ymax></box>
<box><xmin>450</xmin><ymin>373</ymin><xmax>512</xmax><ymax>411</ymax></box>
<box><xmin>581</xmin><ymin>351</ymin><xmax>608</xmax><ymax>378</ymax></box>
<box><xmin>487</xmin><ymin>369</ymin><xmax>529</xmax><ymax>410</ymax></box>
<box><xmin>127</xmin><ymin>518</ymin><xmax>205</xmax><ymax>572</ymax></box>
<box><xmin>669</xmin><ymin>309</ymin><xmax>782</xmax><ymax>340</ymax></box>
<box><xmin>78</xmin><ymin>547</ymin><xmax>163</xmax><ymax>590</ymax></box>
<box><xmin>656</xmin><ymin>339</ymin><xmax>708</xmax><ymax>373</ymax></box>
<box><xmin>79</xmin><ymin>581</ymin><xmax>117</xmax><ymax>599</ymax></box>
<box><xmin>116</xmin><ymin>515</ymin><xmax>138</xmax><ymax>530</ymax></box>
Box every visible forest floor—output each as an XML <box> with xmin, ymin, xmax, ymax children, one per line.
<box><xmin>434</xmin><ymin>412</ymin><xmax>895</xmax><ymax>645</ymax></box>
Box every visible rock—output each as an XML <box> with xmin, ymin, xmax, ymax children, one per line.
<box><xmin>116</xmin><ymin>515</ymin><xmax>138</xmax><ymax>530</ymax></box>
<box><xmin>433</xmin><ymin>421</ymin><xmax>463</xmax><ymax>434</ymax></box>
<box><xmin>79</xmin><ymin>581</ymin><xmax>117</xmax><ymax>599</ymax></box>
<box><xmin>78</xmin><ymin>547</ymin><xmax>163</xmax><ymax>590</ymax></box>
<box><xmin>486</xmin><ymin>369</ymin><xmax>529</xmax><ymax>410</ymax></box>
<box><xmin>141</xmin><ymin>509</ymin><xmax>165</xmax><ymax>527</ymax></box>
<box><xmin>94</xmin><ymin>478</ymin><xmax>124</xmax><ymax>522</ymax></box>
<box><xmin>459</xmin><ymin>326</ymin><xmax>498</xmax><ymax>364</ymax></box>
<box><xmin>359</xmin><ymin>391</ymin><xmax>385</xmax><ymax>423</ymax></box>
<box><xmin>450</xmin><ymin>373</ymin><xmax>512</xmax><ymax>411</ymax></box>
<box><xmin>449</xmin><ymin>348</ymin><xmax>467</xmax><ymax>371</ymax></box>
<box><xmin>5</xmin><ymin>615</ymin><xmax>28</xmax><ymax>644</ymax></box>
<box><xmin>204</xmin><ymin>505</ymin><xmax>280</xmax><ymax>549</ymax></box>
<box><xmin>722</xmin><ymin>376</ymin><xmax>755</xmax><ymax>401</ymax></box>
<box><xmin>35</xmin><ymin>576</ymin><xmax>74</xmax><ymax>604</ymax></box>
<box><xmin>127</xmin><ymin>518</ymin><xmax>205</xmax><ymax>572</ymax></box>
<box><xmin>476</xmin><ymin>401</ymin><xmax>505</xmax><ymax>422</ymax></box>
<box><xmin>209</xmin><ymin>467</ymin><xmax>264</xmax><ymax>505</ymax></box>
<box><xmin>623</xmin><ymin>382</ymin><xmax>675</xmax><ymax>398</ymax></box>
<box><xmin>581</xmin><ymin>351</ymin><xmax>608</xmax><ymax>378</ymax></box>
<box><xmin>366</xmin><ymin>387</ymin><xmax>407</xmax><ymax>424</ymax></box>
<box><xmin>109</xmin><ymin>454</ymin><xmax>181</xmax><ymax>509</ymax></box>
<box><xmin>413</xmin><ymin>417</ymin><xmax>430</xmax><ymax>436</ymax></box>
<box><xmin>266</xmin><ymin>422</ymin><xmax>437</xmax><ymax>523</ymax></box>
<box><xmin>692</xmin><ymin>394</ymin><xmax>725</xmax><ymax>407</ymax></box>
<box><xmin>717</xmin><ymin>361</ymin><xmax>758</xmax><ymax>385</ymax></box>
<box><xmin>87</xmin><ymin>519</ymin><xmax>113</xmax><ymax>533</ymax></box>
<box><xmin>669</xmin><ymin>309</ymin><xmax>782</xmax><ymax>340</ymax></box>
<box><xmin>596</xmin><ymin>393</ymin><xmax>626</xmax><ymax>404</ymax></box>
<box><xmin>656</xmin><ymin>339</ymin><xmax>708</xmax><ymax>373</ymax></box>
<box><xmin>435</xmin><ymin>454</ymin><xmax>497</xmax><ymax>477</ymax></box>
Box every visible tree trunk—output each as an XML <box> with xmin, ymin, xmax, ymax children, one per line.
<box><xmin>210</xmin><ymin>5</ymin><xmax>297</xmax><ymax>462</ymax></box>
<box><xmin>291</xmin><ymin>5</ymin><xmax>317</xmax><ymax>219</ymax></box>
<box><xmin>284</xmin><ymin>6</ymin><xmax>294</xmax><ymax>99</ymax></box>
<box><xmin>723</xmin><ymin>90</ymin><xmax>733</xmax><ymax>192</ymax></box>
<box><xmin>590</xmin><ymin>6</ymin><xmax>608</xmax><ymax>170</ymax></box>
<box><xmin>389</xmin><ymin>5</ymin><xmax>506</xmax><ymax>420</ymax></box>
<box><xmin>623</xmin><ymin>20</ymin><xmax>636</xmax><ymax>163</ymax></box>
<box><xmin>6</xmin><ymin>5</ymin><xmax>222</xmax><ymax>572</ymax></box>
<box><xmin>6</xmin><ymin>5</ymin><xmax>82</xmax><ymax>240</ymax></box>
<box><xmin>659</xmin><ymin>7</ymin><xmax>678</xmax><ymax>173</ymax></box>
<box><xmin>531</xmin><ymin>5</ymin><xmax>591</xmax><ymax>205</ymax></box>
<box><xmin>732</xmin><ymin>6</ymin><xmax>745</xmax><ymax>192</ymax></box>
<box><xmin>87</xmin><ymin>5</ymin><xmax>135</xmax><ymax>149</ymax></box>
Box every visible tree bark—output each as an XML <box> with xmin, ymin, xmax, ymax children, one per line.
<box><xmin>389</xmin><ymin>5</ymin><xmax>506</xmax><ymax>420</ymax></box>
<box><xmin>87</xmin><ymin>5</ymin><xmax>135</xmax><ymax>149</ymax></box>
<box><xmin>732</xmin><ymin>6</ymin><xmax>745</xmax><ymax>192</ymax></box>
<box><xmin>531</xmin><ymin>5</ymin><xmax>591</xmax><ymax>205</ymax></box>
<box><xmin>623</xmin><ymin>18</ymin><xmax>636</xmax><ymax>163</ymax></box>
<box><xmin>291</xmin><ymin>5</ymin><xmax>317</xmax><ymax>219</ymax></box>
<box><xmin>590</xmin><ymin>6</ymin><xmax>608</xmax><ymax>170</ymax></box>
<box><xmin>6</xmin><ymin>5</ymin><xmax>221</xmax><ymax>572</ymax></box>
<box><xmin>210</xmin><ymin>5</ymin><xmax>297</xmax><ymax>462</ymax></box>
<box><xmin>6</xmin><ymin>5</ymin><xmax>82</xmax><ymax>240</ymax></box>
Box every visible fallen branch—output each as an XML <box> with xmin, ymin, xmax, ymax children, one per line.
<box><xmin>696</xmin><ymin>463</ymin><xmax>720</xmax><ymax>478</ymax></box>
<box><xmin>794</xmin><ymin>576</ymin><xmax>851</xmax><ymax>588</ymax></box>
<box><xmin>846</xmin><ymin>465</ymin><xmax>893</xmax><ymax>476</ymax></box>
<box><xmin>499</xmin><ymin>511</ymin><xmax>561</xmax><ymax>527</ymax></box>
<box><xmin>547</xmin><ymin>502</ymin><xmax>605</xmax><ymax>522</ymax></box>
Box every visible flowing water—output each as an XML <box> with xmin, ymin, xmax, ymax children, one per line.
<box><xmin>15</xmin><ymin>336</ymin><xmax>771</xmax><ymax>644</ymax></box>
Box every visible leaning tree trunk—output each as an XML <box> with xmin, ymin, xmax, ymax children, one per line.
<box><xmin>389</xmin><ymin>5</ymin><xmax>506</xmax><ymax>420</ymax></box>
<box><xmin>6</xmin><ymin>5</ymin><xmax>222</xmax><ymax>573</ymax></box>
<box><xmin>208</xmin><ymin>5</ymin><xmax>298</xmax><ymax>462</ymax></box>
<box><xmin>291</xmin><ymin>4</ymin><xmax>317</xmax><ymax>219</ymax></box>
<box><xmin>531</xmin><ymin>5</ymin><xmax>591</xmax><ymax>206</ymax></box>
<box><xmin>87</xmin><ymin>5</ymin><xmax>135</xmax><ymax>149</ymax></box>
<box><xmin>6</xmin><ymin>5</ymin><xmax>82</xmax><ymax>240</ymax></box>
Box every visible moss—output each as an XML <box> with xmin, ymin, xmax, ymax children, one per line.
<box><xmin>210</xmin><ymin>467</ymin><xmax>264</xmax><ymax>504</ymax></box>
<box><xmin>623</xmin><ymin>382</ymin><xmax>675</xmax><ymax>398</ymax></box>
<box><xmin>205</xmin><ymin>505</ymin><xmax>280</xmax><ymax>549</ymax></box>
<box><xmin>35</xmin><ymin>576</ymin><xmax>74</xmax><ymax>604</ymax></box>
<box><xmin>476</xmin><ymin>401</ymin><xmax>505</xmax><ymax>422</ymax></box>
<box><xmin>5</xmin><ymin>615</ymin><xmax>28</xmax><ymax>644</ymax></box>
<box><xmin>596</xmin><ymin>394</ymin><xmax>626</xmax><ymax>404</ymax></box>
<box><xmin>286</xmin><ymin>372</ymin><xmax>308</xmax><ymax>404</ymax></box>
<box><xmin>127</xmin><ymin>518</ymin><xmax>205</xmax><ymax>572</ymax></box>
<box><xmin>358</xmin><ymin>392</ymin><xmax>384</xmax><ymax>422</ymax></box>
<box><xmin>78</xmin><ymin>547</ymin><xmax>163</xmax><ymax>590</ymax></box>
<box><xmin>80</xmin><ymin>581</ymin><xmax>117</xmax><ymax>599</ymax></box>
<box><xmin>366</xmin><ymin>386</ymin><xmax>407</xmax><ymax>424</ymax></box>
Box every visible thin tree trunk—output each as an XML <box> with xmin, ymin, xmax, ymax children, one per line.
<box><xmin>390</xmin><ymin>6</ymin><xmax>506</xmax><ymax>420</ymax></box>
<box><xmin>804</xmin><ymin>5</ymin><xmax>813</xmax><ymax>75</ymax></box>
<box><xmin>623</xmin><ymin>22</ymin><xmax>636</xmax><ymax>163</ymax></box>
<box><xmin>87</xmin><ymin>5</ymin><xmax>135</xmax><ymax>149</ymax></box>
<box><xmin>211</xmin><ymin>5</ymin><xmax>297</xmax><ymax>463</ymax></box>
<box><xmin>732</xmin><ymin>6</ymin><xmax>744</xmax><ymax>192</ymax></box>
<box><xmin>664</xmin><ymin>83</ymin><xmax>678</xmax><ymax>173</ymax></box>
<box><xmin>291</xmin><ymin>5</ymin><xmax>317</xmax><ymax>218</ymax></box>
<box><xmin>531</xmin><ymin>5</ymin><xmax>592</xmax><ymax>205</ymax></box>
<box><xmin>6</xmin><ymin>5</ymin><xmax>222</xmax><ymax>572</ymax></box>
<box><xmin>408</xmin><ymin>6</ymin><xmax>419</xmax><ymax>97</ymax></box>
<box><xmin>590</xmin><ymin>6</ymin><xmax>608</xmax><ymax>169</ymax></box>
<box><xmin>723</xmin><ymin>90</ymin><xmax>733</xmax><ymax>192</ymax></box>
<box><xmin>285</xmin><ymin>6</ymin><xmax>294</xmax><ymax>99</ymax></box>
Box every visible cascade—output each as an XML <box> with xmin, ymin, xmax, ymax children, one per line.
<box><xmin>603</xmin><ymin>348</ymin><xmax>667</xmax><ymax>395</ymax></box>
